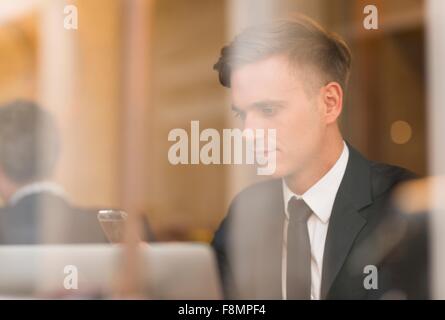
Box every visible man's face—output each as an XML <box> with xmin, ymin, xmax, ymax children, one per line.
<box><xmin>230</xmin><ymin>54</ymin><xmax>326</xmax><ymax>178</ymax></box>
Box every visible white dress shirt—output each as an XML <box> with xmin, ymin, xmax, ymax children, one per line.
<box><xmin>282</xmin><ymin>142</ymin><xmax>349</xmax><ymax>300</ymax></box>
<box><xmin>9</xmin><ymin>181</ymin><xmax>68</xmax><ymax>206</ymax></box>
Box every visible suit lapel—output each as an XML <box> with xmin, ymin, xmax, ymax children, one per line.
<box><xmin>320</xmin><ymin>145</ymin><xmax>373</xmax><ymax>299</ymax></box>
<box><xmin>320</xmin><ymin>193</ymin><xmax>366</xmax><ymax>298</ymax></box>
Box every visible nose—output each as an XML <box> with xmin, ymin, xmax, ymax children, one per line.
<box><xmin>243</xmin><ymin>112</ymin><xmax>262</xmax><ymax>132</ymax></box>
<box><xmin>243</xmin><ymin>113</ymin><xmax>271</xmax><ymax>147</ymax></box>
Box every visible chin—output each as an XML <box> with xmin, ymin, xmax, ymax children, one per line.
<box><xmin>256</xmin><ymin>164</ymin><xmax>287</xmax><ymax>179</ymax></box>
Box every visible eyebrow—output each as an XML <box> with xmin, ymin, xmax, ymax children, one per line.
<box><xmin>252</xmin><ymin>100</ymin><xmax>286</xmax><ymax>109</ymax></box>
<box><xmin>232</xmin><ymin>100</ymin><xmax>286</xmax><ymax>112</ymax></box>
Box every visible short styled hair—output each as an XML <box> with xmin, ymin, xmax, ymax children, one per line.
<box><xmin>213</xmin><ymin>15</ymin><xmax>352</xmax><ymax>94</ymax></box>
<box><xmin>0</xmin><ymin>100</ymin><xmax>60</xmax><ymax>184</ymax></box>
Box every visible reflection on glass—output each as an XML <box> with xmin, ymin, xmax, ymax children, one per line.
<box><xmin>97</xmin><ymin>210</ymin><xmax>128</xmax><ymax>244</ymax></box>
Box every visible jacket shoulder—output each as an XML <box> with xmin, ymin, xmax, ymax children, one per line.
<box><xmin>369</xmin><ymin>161</ymin><xmax>417</xmax><ymax>198</ymax></box>
<box><xmin>229</xmin><ymin>178</ymin><xmax>283</xmax><ymax>212</ymax></box>
<box><xmin>213</xmin><ymin>179</ymin><xmax>282</xmax><ymax>236</ymax></box>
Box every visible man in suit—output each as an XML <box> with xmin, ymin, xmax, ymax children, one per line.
<box><xmin>211</xmin><ymin>16</ymin><xmax>428</xmax><ymax>299</ymax></box>
<box><xmin>0</xmin><ymin>100</ymin><xmax>107</xmax><ymax>244</ymax></box>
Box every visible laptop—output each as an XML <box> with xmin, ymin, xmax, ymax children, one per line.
<box><xmin>0</xmin><ymin>243</ymin><xmax>222</xmax><ymax>299</ymax></box>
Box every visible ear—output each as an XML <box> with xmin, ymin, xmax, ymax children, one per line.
<box><xmin>321</xmin><ymin>82</ymin><xmax>343</xmax><ymax>124</ymax></box>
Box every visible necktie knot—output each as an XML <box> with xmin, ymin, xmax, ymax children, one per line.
<box><xmin>287</xmin><ymin>196</ymin><xmax>312</xmax><ymax>222</ymax></box>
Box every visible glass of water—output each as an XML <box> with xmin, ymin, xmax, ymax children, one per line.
<box><xmin>97</xmin><ymin>209</ymin><xmax>128</xmax><ymax>244</ymax></box>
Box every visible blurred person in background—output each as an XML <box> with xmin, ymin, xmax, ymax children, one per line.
<box><xmin>0</xmin><ymin>100</ymin><xmax>107</xmax><ymax>244</ymax></box>
<box><xmin>211</xmin><ymin>15</ymin><xmax>428</xmax><ymax>300</ymax></box>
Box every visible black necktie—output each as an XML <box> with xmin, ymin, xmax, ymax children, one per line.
<box><xmin>286</xmin><ymin>196</ymin><xmax>312</xmax><ymax>300</ymax></box>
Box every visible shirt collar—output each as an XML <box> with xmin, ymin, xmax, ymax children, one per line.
<box><xmin>9</xmin><ymin>181</ymin><xmax>68</xmax><ymax>206</ymax></box>
<box><xmin>283</xmin><ymin>141</ymin><xmax>349</xmax><ymax>224</ymax></box>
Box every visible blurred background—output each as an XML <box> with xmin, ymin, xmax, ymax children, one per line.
<box><xmin>4</xmin><ymin>0</ymin><xmax>445</xmax><ymax>301</ymax></box>
<box><xmin>0</xmin><ymin>0</ymin><xmax>429</xmax><ymax>242</ymax></box>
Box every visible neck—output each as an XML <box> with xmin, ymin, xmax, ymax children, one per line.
<box><xmin>285</xmin><ymin>127</ymin><xmax>344</xmax><ymax>195</ymax></box>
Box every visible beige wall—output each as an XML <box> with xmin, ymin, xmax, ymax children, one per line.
<box><xmin>149</xmin><ymin>0</ymin><xmax>227</xmax><ymax>239</ymax></box>
<box><xmin>39</xmin><ymin>0</ymin><xmax>123</xmax><ymax>208</ymax></box>
<box><xmin>0</xmin><ymin>13</ymin><xmax>36</xmax><ymax>105</ymax></box>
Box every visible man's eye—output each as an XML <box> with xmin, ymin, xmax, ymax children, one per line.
<box><xmin>262</xmin><ymin>106</ymin><xmax>275</xmax><ymax>116</ymax></box>
<box><xmin>233</xmin><ymin>110</ymin><xmax>245</xmax><ymax>119</ymax></box>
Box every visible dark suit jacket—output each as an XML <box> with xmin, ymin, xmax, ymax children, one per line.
<box><xmin>0</xmin><ymin>192</ymin><xmax>108</xmax><ymax>244</ymax></box>
<box><xmin>212</xmin><ymin>145</ymin><xmax>429</xmax><ymax>299</ymax></box>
